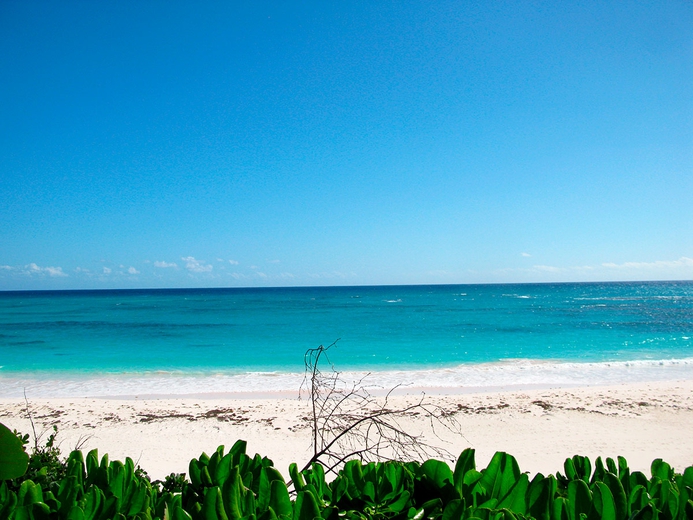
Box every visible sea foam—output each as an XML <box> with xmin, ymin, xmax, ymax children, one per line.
<box><xmin>2</xmin><ymin>357</ymin><xmax>692</xmax><ymax>399</ymax></box>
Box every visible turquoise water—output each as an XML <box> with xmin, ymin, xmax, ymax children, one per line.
<box><xmin>1</xmin><ymin>282</ymin><xmax>692</xmax><ymax>396</ymax></box>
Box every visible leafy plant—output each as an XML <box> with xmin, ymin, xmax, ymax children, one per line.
<box><xmin>1</xmin><ymin>432</ymin><xmax>692</xmax><ymax>520</ymax></box>
<box><xmin>0</xmin><ymin>422</ymin><xmax>29</xmax><ymax>481</ymax></box>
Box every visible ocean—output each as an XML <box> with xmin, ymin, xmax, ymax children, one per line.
<box><xmin>1</xmin><ymin>281</ymin><xmax>692</xmax><ymax>397</ymax></box>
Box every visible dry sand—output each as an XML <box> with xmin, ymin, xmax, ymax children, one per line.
<box><xmin>1</xmin><ymin>379</ymin><xmax>692</xmax><ymax>480</ymax></box>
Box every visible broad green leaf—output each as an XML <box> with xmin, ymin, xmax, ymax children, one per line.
<box><xmin>628</xmin><ymin>485</ymin><xmax>648</xmax><ymax>515</ymax></box>
<box><xmin>215</xmin><ymin>453</ymin><xmax>232</xmax><ymax>488</ymax></box>
<box><xmin>593</xmin><ymin>459</ymin><xmax>606</xmax><ymax>485</ymax></box>
<box><xmin>67</xmin><ymin>505</ymin><xmax>86</xmax><ymax>520</ymax></box>
<box><xmin>565</xmin><ymin>459</ymin><xmax>578</xmax><ymax>482</ymax></box>
<box><xmin>454</xmin><ymin>450</ymin><xmax>476</xmax><ymax>493</ymax></box>
<box><xmin>222</xmin><ymin>466</ymin><xmax>244</xmax><ymax>520</ymax></box>
<box><xmin>552</xmin><ymin>497</ymin><xmax>570</xmax><ymax>520</ymax></box>
<box><xmin>329</xmin><ymin>476</ymin><xmax>349</xmax><ymax>505</ymax></box>
<box><xmin>243</xmin><ymin>485</ymin><xmax>257</xmax><ymax>517</ymax></box>
<box><xmin>629</xmin><ymin>503</ymin><xmax>657</xmax><ymax>520</ymax></box>
<box><xmin>464</xmin><ymin>470</ymin><xmax>484</xmax><ymax>495</ymax></box>
<box><xmin>293</xmin><ymin>490</ymin><xmax>321</xmax><ymax>520</ymax></box>
<box><xmin>606</xmin><ymin>459</ymin><xmax>618</xmax><ymax>476</ymax></box>
<box><xmin>617</xmin><ymin>458</ymin><xmax>630</xmax><ymax>498</ymax></box>
<box><xmin>258</xmin><ymin>468</ymin><xmax>272</xmax><ymax>512</ymax></box>
<box><xmin>568</xmin><ymin>479</ymin><xmax>593</xmax><ymax>520</ymax></box>
<box><xmin>99</xmin><ymin>495</ymin><xmax>119</xmax><ymax>520</ymax></box>
<box><xmin>422</xmin><ymin>460</ymin><xmax>454</xmax><ymax>489</ymax></box>
<box><xmin>289</xmin><ymin>464</ymin><xmax>306</xmax><ymax>492</ymax></box>
<box><xmin>190</xmin><ymin>460</ymin><xmax>203</xmax><ymax>488</ymax></box>
<box><xmin>629</xmin><ymin>472</ymin><xmax>649</xmax><ymax>495</ymax></box>
<box><xmin>126</xmin><ymin>481</ymin><xmax>149</xmax><ymax>517</ymax></box>
<box><xmin>685</xmin><ymin>499</ymin><xmax>693</xmax><ymax>520</ymax></box>
<box><xmin>18</xmin><ymin>480</ymin><xmax>43</xmax><ymax>506</ymax></box>
<box><xmin>109</xmin><ymin>461</ymin><xmax>126</xmax><ymax>500</ymax></box>
<box><xmin>528</xmin><ymin>474</ymin><xmax>556</xmax><ymax>520</ymax></box>
<box><xmin>442</xmin><ymin>499</ymin><xmax>466</xmax><ymax>520</ymax></box>
<box><xmin>385</xmin><ymin>491</ymin><xmax>411</xmax><ymax>513</ymax></box>
<box><xmin>0</xmin><ymin>423</ymin><xmax>29</xmax><ymax>480</ymax></box>
<box><xmin>342</xmin><ymin>461</ymin><xmax>364</xmax><ymax>499</ymax></box>
<box><xmin>82</xmin><ymin>487</ymin><xmax>104</xmax><ymax>520</ymax></box>
<box><xmin>682</xmin><ymin>468</ymin><xmax>693</xmax><ymax>489</ymax></box>
<box><xmin>58</xmin><ymin>475</ymin><xmax>81</xmax><ymax>516</ymax></box>
<box><xmin>31</xmin><ymin>501</ymin><xmax>51</xmax><ymax>520</ymax></box>
<box><xmin>201</xmin><ymin>467</ymin><xmax>214</xmax><ymax>487</ymax></box>
<box><xmin>657</xmin><ymin>480</ymin><xmax>678</xmax><ymax>520</ymax></box>
<box><xmin>602</xmin><ymin>473</ymin><xmax>627</xmax><ymax>520</ymax></box>
<box><xmin>479</xmin><ymin>452</ymin><xmax>522</xmax><ymax>502</ymax></box>
<box><xmin>361</xmin><ymin>481</ymin><xmax>375</xmax><ymax>504</ymax></box>
<box><xmin>651</xmin><ymin>460</ymin><xmax>673</xmax><ymax>482</ymax></box>
<box><xmin>67</xmin><ymin>450</ymin><xmax>86</xmax><ymax>489</ymax></box>
<box><xmin>229</xmin><ymin>441</ymin><xmax>247</xmax><ymax>463</ymax></box>
<box><xmin>497</xmin><ymin>473</ymin><xmax>529</xmax><ymax>514</ymax></box>
<box><xmin>259</xmin><ymin>507</ymin><xmax>278</xmax><ymax>520</ymax></box>
<box><xmin>202</xmin><ymin>486</ymin><xmax>229</xmax><ymax>520</ymax></box>
<box><xmin>498</xmin><ymin>509</ymin><xmax>519</xmax><ymax>520</ymax></box>
<box><xmin>572</xmin><ymin>457</ymin><xmax>592</xmax><ymax>484</ymax></box>
<box><xmin>594</xmin><ymin>482</ymin><xmax>616</xmax><ymax>520</ymax></box>
<box><xmin>478</xmin><ymin>498</ymin><xmax>499</xmax><ymax>510</ymax></box>
<box><xmin>269</xmin><ymin>480</ymin><xmax>292</xmax><ymax>518</ymax></box>
<box><xmin>420</xmin><ymin>497</ymin><xmax>443</xmax><ymax>518</ymax></box>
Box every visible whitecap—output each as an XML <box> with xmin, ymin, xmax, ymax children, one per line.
<box><xmin>3</xmin><ymin>357</ymin><xmax>692</xmax><ymax>399</ymax></box>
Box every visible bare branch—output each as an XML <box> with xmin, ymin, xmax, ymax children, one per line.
<box><xmin>298</xmin><ymin>342</ymin><xmax>463</xmax><ymax>473</ymax></box>
<box><xmin>23</xmin><ymin>389</ymin><xmax>40</xmax><ymax>451</ymax></box>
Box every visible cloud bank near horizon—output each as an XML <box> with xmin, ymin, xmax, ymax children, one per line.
<box><xmin>0</xmin><ymin>256</ymin><xmax>690</xmax><ymax>290</ymax></box>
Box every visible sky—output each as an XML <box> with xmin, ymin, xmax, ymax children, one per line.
<box><xmin>1</xmin><ymin>1</ymin><xmax>692</xmax><ymax>290</ymax></box>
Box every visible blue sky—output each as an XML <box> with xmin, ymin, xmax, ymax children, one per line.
<box><xmin>1</xmin><ymin>1</ymin><xmax>691</xmax><ymax>290</ymax></box>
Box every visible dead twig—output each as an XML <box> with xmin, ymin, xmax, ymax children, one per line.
<box><xmin>299</xmin><ymin>341</ymin><xmax>463</xmax><ymax>474</ymax></box>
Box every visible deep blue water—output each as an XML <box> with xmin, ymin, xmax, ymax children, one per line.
<box><xmin>2</xmin><ymin>282</ymin><xmax>692</xmax><ymax>376</ymax></box>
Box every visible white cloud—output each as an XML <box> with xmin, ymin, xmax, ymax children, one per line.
<box><xmin>154</xmin><ymin>261</ymin><xmax>177</xmax><ymax>268</ymax></box>
<box><xmin>602</xmin><ymin>257</ymin><xmax>693</xmax><ymax>270</ymax></box>
<box><xmin>74</xmin><ymin>267</ymin><xmax>90</xmax><ymax>274</ymax></box>
<box><xmin>103</xmin><ymin>267</ymin><xmax>112</xmax><ymax>274</ymax></box>
<box><xmin>533</xmin><ymin>265</ymin><xmax>565</xmax><ymax>273</ymax></box>
<box><xmin>127</xmin><ymin>267</ymin><xmax>140</xmax><ymax>275</ymax></box>
<box><xmin>25</xmin><ymin>263</ymin><xmax>68</xmax><ymax>277</ymax></box>
<box><xmin>308</xmin><ymin>271</ymin><xmax>358</xmax><ymax>280</ymax></box>
<box><xmin>0</xmin><ymin>265</ymin><xmax>13</xmax><ymax>270</ymax></box>
<box><xmin>182</xmin><ymin>256</ymin><xmax>213</xmax><ymax>273</ymax></box>
<box><xmin>494</xmin><ymin>256</ymin><xmax>693</xmax><ymax>282</ymax></box>
<box><xmin>229</xmin><ymin>259</ymin><xmax>239</xmax><ymax>265</ymax></box>
<box><xmin>521</xmin><ymin>252</ymin><xmax>532</xmax><ymax>257</ymax></box>
<box><xmin>45</xmin><ymin>267</ymin><xmax>66</xmax><ymax>277</ymax></box>
<box><xmin>267</xmin><ymin>259</ymin><xmax>281</xmax><ymax>264</ymax></box>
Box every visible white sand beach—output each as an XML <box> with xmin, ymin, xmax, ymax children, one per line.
<box><xmin>1</xmin><ymin>379</ymin><xmax>692</xmax><ymax>480</ymax></box>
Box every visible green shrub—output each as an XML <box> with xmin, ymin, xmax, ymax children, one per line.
<box><xmin>1</xmin><ymin>431</ymin><xmax>692</xmax><ymax>520</ymax></box>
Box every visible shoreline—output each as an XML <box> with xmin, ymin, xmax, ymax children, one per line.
<box><xmin>1</xmin><ymin>379</ymin><xmax>691</xmax><ymax>480</ymax></box>
<box><xmin>2</xmin><ymin>356</ymin><xmax>693</xmax><ymax>399</ymax></box>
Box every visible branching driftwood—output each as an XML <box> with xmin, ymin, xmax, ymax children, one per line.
<box><xmin>299</xmin><ymin>341</ymin><xmax>462</xmax><ymax>475</ymax></box>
